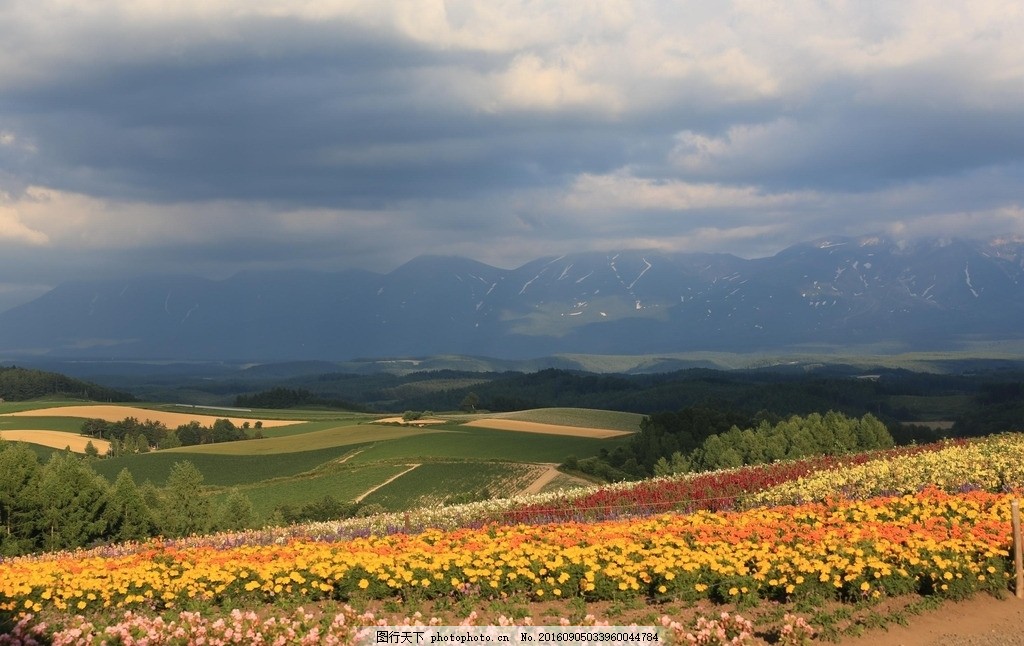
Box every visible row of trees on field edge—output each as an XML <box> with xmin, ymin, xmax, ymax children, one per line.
<box><xmin>566</xmin><ymin>410</ymin><xmax>894</xmax><ymax>481</ymax></box>
<box><xmin>81</xmin><ymin>416</ymin><xmax>262</xmax><ymax>456</ymax></box>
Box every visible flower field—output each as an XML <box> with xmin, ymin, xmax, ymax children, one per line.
<box><xmin>748</xmin><ymin>434</ymin><xmax>1024</xmax><ymax>506</ymax></box>
<box><xmin>499</xmin><ymin>440</ymin><xmax>967</xmax><ymax>524</ymax></box>
<box><xmin>1</xmin><ymin>487</ymin><xmax>1014</xmax><ymax>617</ymax></box>
<box><xmin>2</xmin><ymin>433</ymin><xmax>1023</xmax><ymax>644</ymax></box>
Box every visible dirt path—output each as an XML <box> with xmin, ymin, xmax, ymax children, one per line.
<box><xmin>521</xmin><ymin>464</ymin><xmax>562</xmax><ymax>495</ymax></box>
<box><xmin>839</xmin><ymin>594</ymin><xmax>1024</xmax><ymax>645</ymax></box>
<box><xmin>335</xmin><ymin>449</ymin><xmax>364</xmax><ymax>464</ymax></box>
<box><xmin>354</xmin><ymin>464</ymin><xmax>420</xmax><ymax>502</ymax></box>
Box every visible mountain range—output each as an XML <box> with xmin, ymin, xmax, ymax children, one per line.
<box><xmin>1</xmin><ymin>235</ymin><xmax>1022</xmax><ymax>361</ymax></box>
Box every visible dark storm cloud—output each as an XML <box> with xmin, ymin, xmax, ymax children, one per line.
<box><xmin>0</xmin><ymin>1</ymin><xmax>1021</xmax><ymax>304</ymax></box>
<box><xmin>7</xmin><ymin>43</ymin><xmax>638</xmax><ymax>207</ymax></box>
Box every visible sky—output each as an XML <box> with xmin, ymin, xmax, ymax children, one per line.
<box><xmin>1</xmin><ymin>0</ymin><xmax>1023</xmax><ymax>311</ymax></box>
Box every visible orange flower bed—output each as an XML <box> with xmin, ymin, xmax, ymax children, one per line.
<box><xmin>1</xmin><ymin>487</ymin><xmax>1013</xmax><ymax>618</ymax></box>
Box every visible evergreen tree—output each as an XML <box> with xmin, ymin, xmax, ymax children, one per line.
<box><xmin>103</xmin><ymin>469</ymin><xmax>156</xmax><ymax>543</ymax></box>
<box><xmin>855</xmin><ymin>413</ymin><xmax>895</xmax><ymax>449</ymax></box>
<box><xmin>157</xmin><ymin>431</ymin><xmax>182</xmax><ymax>450</ymax></box>
<box><xmin>139</xmin><ymin>480</ymin><xmax>163</xmax><ymax>515</ymax></box>
<box><xmin>176</xmin><ymin>421</ymin><xmax>205</xmax><ymax>446</ymax></box>
<box><xmin>652</xmin><ymin>451</ymin><xmax>690</xmax><ymax>476</ymax></box>
<box><xmin>161</xmin><ymin>461</ymin><xmax>211</xmax><ymax>537</ymax></box>
<box><xmin>217</xmin><ymin>489</ymin><xmax>257</xmax><ymax>531</ymax></box>
<box><xmin>38</xmin><ymin>452</ymin><xmax>108</xmax><ymax>551</ymax></box>
<box><xmin>0</xmin><ymin>442</ymin><xmax>43</xmax><ymax>555</ymax></box>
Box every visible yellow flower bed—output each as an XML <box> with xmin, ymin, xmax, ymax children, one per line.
<box><xmin>748</xmin><ymin>433</ymin><xmax>1024</xmax><ymax>507</ymax></box>
<box><xmin>0</xmin><ymin>487</ymin><xmax>1013</xmax><ymax>616</ymax></box>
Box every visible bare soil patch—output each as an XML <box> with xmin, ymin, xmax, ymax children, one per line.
<box><xmin>350</xmin><ymin>593</ymin><xmax>1024</xmax><ymax>645</ymax></box>
<box><xmin>0</xmin><ymin>430</ymin><xmax>111</xmax><ymax>454</ymax></box>
<box><xmin>839</xmin><ymin>594</ymin><xmax>1024</xmax><ymax>646</ymax></box>
<box><xmin>463</xmin><ymin>418</ymin><xmax>632</xmax><ymax>438</ymax></box>
<box><xmin>0</xmin><ymin>405</ymin><xmax>301</xmax><ymax>429</ymax></box>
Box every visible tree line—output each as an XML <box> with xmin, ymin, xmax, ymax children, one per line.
<box><xmin>235</xmin><ymin>387</ymin><xmax>365</xmax><ymax>411</ymax></box>
<box><xmin>81</xmin><ymin>416</ymin><xmax>262</xmax><ymax>455</ymax></box>
<box><xmin>566</xmin><ymin>409</ymin><xmax>894</xmax><ymax>481</ymax></box>
<box><xmin>0</xmin><ymin>366</ymin><xmax>135</xmax><ymax>402</ymax></box>
<box><xmin>0</xmin><ymin>441</ymin><xmax>258</xmax><ymax>557</ymax></box>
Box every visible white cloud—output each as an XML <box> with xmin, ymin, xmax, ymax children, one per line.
<box><xmin>0</xmin><ymin>191</ymin><xmax>49</xmax><ymax>245</ymax></box>
<box><xmin>0</xmin><ymin>0</ymin><xmax>1022</xmax><ymax>286</ymax></box>
<box><xmin>562</xmin><ymin>171</ymin><xmax>810</xmax><ymax>213</ymax></box>
<box><xmin>487</xmin><ymin>52</ymin><xmax>622</xmax><ymax>113</ymax></box>
<box><xmin>6</xmin><ymin>186</ymin><xmax>420</xmax><ymax>253</ymax></box>
<box><xmin>0</xmin><ymin>129</ymin><xmax>36</xmax><ymax>154</ymax></box>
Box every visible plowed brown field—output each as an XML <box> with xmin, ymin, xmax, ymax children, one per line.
<box><xmin>0</xmin><ymin>405</ymin><xmax>301</xmax><ymax>428</ymax></box>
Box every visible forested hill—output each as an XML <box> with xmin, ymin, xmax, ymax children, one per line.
<box><xmin>0</xmin><ymin>366</ymin><xmax>136</xmax><ymax>402</ymax></box>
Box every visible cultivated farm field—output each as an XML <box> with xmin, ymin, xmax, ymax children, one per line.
<box><xmin>0</xmin><ymin>401</ymin><xmax>626</xmax><ymax>524</ymax></box>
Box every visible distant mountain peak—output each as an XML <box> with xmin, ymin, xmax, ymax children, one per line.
<box><xmin>1</xmin><ymin>235</ymin><xmax>1022</xmax><ymax>361</ymax></box>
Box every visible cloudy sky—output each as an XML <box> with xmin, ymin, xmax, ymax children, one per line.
<box><xmin>1</xmin><ymin>0</ymin><xmax>1022</xmax><ymax>310</ymax></box>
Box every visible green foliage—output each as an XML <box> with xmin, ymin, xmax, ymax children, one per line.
<box><xmin>349</xmin><ymin>426</ymin><xmax>624</xmax><ymax>464</ymax></box>
<box><xmin>223</xmin><ymin>463</ymin><xmax>409</xmax><ymax>521</ymax></box>
<box><xmin>93</xmin><ymin>445</ymin><xmax>369</xmax><ymax>487</ymax></box>
<box><xmin>590</xmin><ymin>410</ymin><xmax>894</xmax><ymax>481</ymax></box>
<box><xmin>38</xmin><ymin>452</ymin><xmax>109</xmax><ymax>551</ymax></box>
<box><xmin>217</xmin><ymin>489</ymin><xmax>257</xmax><ymax>531</ymax></box>
<box><xmin>459</xmin><ymin>392</ymin><xmax>480</xmax><ymax>412</ymax></box>
<box><xmin>175</xmin><ymin>419</ymin><xmax>248</xmax><ymax>446</ymax></box>
<box><xmin>652</xmin><ymin>451</ymin><xmax>691</xmax><ymax>477</ymax></box>
<box><xmin>161</xmin><ymin>461</ymin><xmax>212</xmax><ymax>537</ymax></box>
<box><xmin>235</xmin><ymin>387</ymin><xmax>364</xmax><ymax>411</ymax></box>
<box><xmin>358</xmin><ymin>461</ymin><xmax>528</xmax><ymax>510</ymax></box>
<box><xmin>103</xmin><ymin>469</ymin><xmax>157</xmax><ymax>542</ymax></box>
<box><xmin>82</xmin><ymin>417</ymin><xmax>169</xmax><ymax>451</ymax></box>
<box><xmin>692</xmin><ymin>412</ymin><xmax>894</xmax><ymax>471</ymax></box>
<box><xmin>625</xmin><ymin>406</ymin><xmax>752</xmax><ymax>475</ymax></box>
<box><xmin>0</xmin><ymin>442</ymin><xmax>43</xmax><ymax>555</ymax></box>
<box><xmin>0</xmin><ymin>365</ymin><xmax>135</xmax><ymax>402</ymax></box>
<box><xmin>953</xmin><ymin>380</ymin><xmax>1024</xmax><ymax>437</ymax></box>
<box><xmin>272</xmin><ymin>494</ymin><xmax>363</xmax><ymax>525</ymax></box>
<box><xmin>164</xmin><ymin>420</ymin><xmax>419</xmax><ymax>454</ymax></box>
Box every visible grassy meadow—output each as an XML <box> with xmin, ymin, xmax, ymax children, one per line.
<box><xmin>0</xmin><ymin>402</ymin><xmax>625</xmax><ymax>523</ymax></box>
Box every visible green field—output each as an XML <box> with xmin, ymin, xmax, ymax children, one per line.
<box><xmin>92</xmin><ymin>444</ymin><xmax>370</xmax><ymax>487</ymax></box>
<box><xmin>0</xmin><ymin>400</ymin><xmax>96</xmax><ymax>414</ymax></box>
<box><xmin>347</xmin><ymin>426</ymin><xmax>627</xmax><ymax>465</ymax></box>
<box><xmin>0</xmin><ymin>415</ymin><xmax>89</xmax><ymax>433</ymax></box>
<box><xmin>166</xmin><ymin>421</ymin><xmax>445</xmax><ymax>455</ymax></box>
<box><xmin>3</xmin><ymin>401</ymin><xmax>631</xmax><ymax>518</ymax></box>
<box><xmin>212</xmin><ymin>462</ymin><xmax>412</xmax><ymax>518</ymax></box>
<box><xmin>358</xmin><ymin>461</ymin><xmax>539</xmax><ymax>510</ymax></box>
